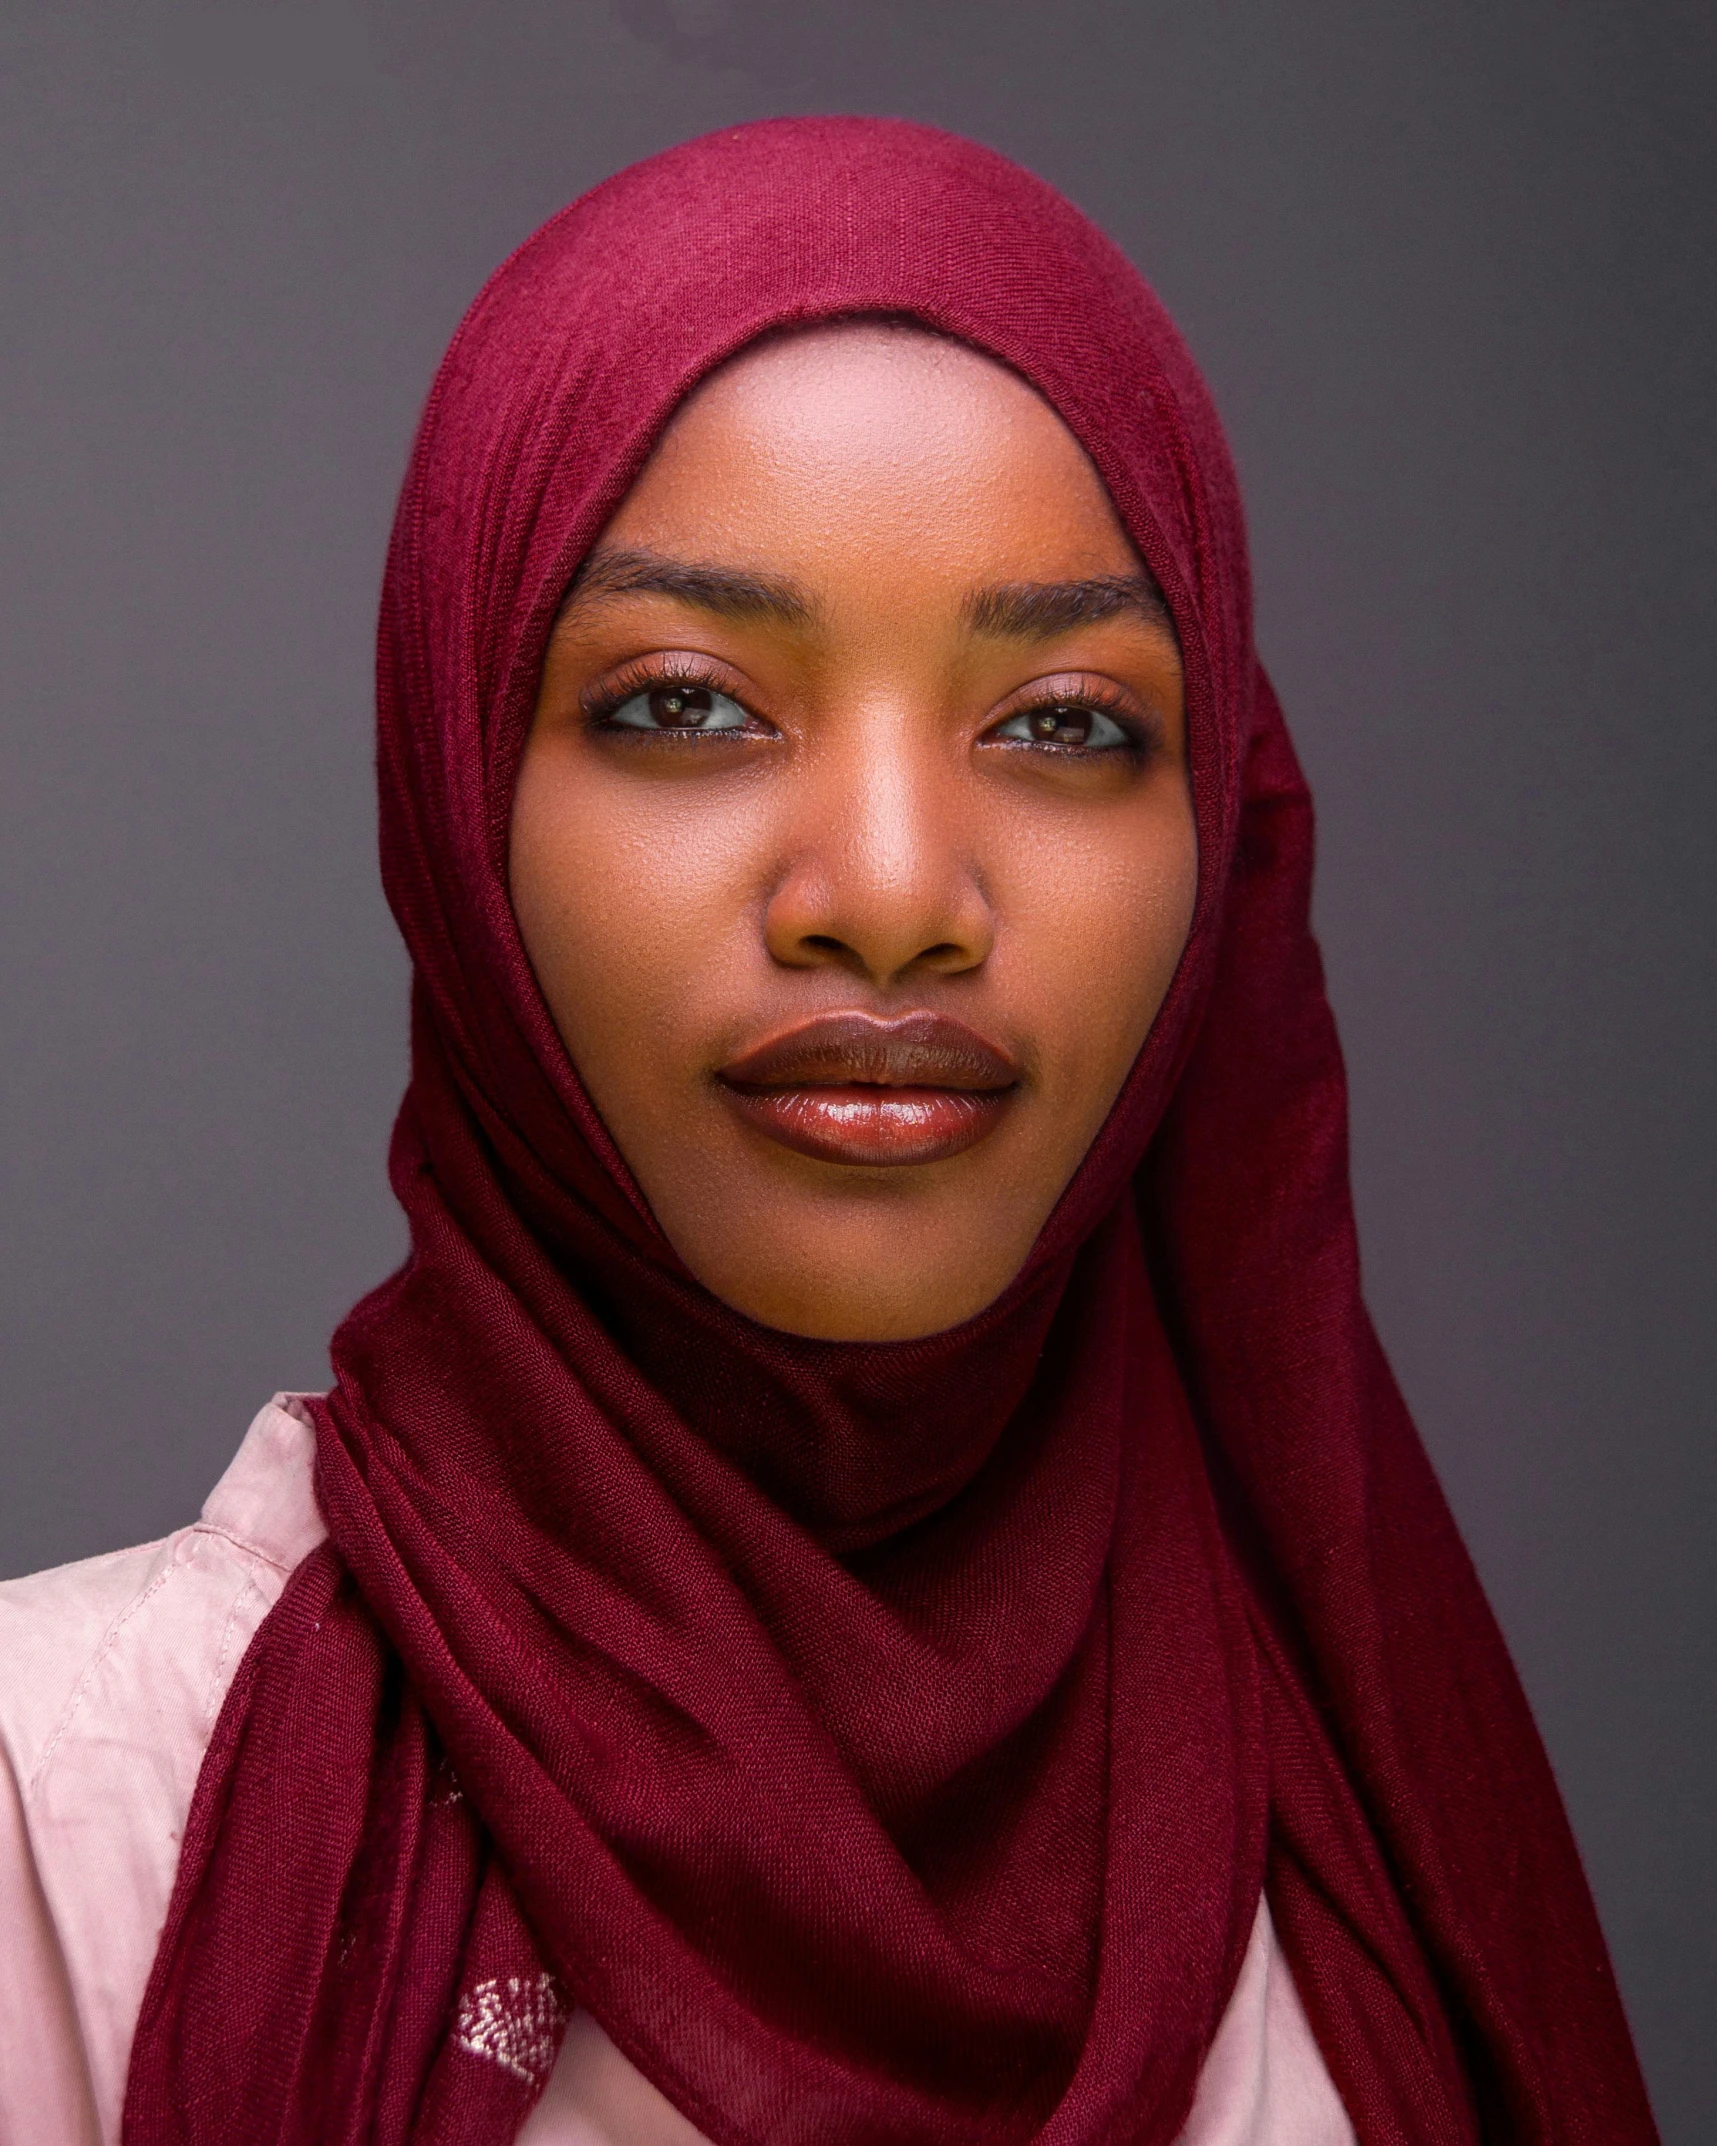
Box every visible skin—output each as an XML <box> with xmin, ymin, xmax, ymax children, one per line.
<box><xmin>511</xmin><ymin>324</ymin><xmax>1196</xmax><ymax>1342</ymax></box>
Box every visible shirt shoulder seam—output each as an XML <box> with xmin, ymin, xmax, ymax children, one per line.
<box><xmin>21</xmin><ymin>1529</ymin><xmax>284</xmax><ymax>1802</ymax></box>
<box><xmin>188</xmin><ymin>1514</ymin><xmax>317</xmax><ymax>1578</ymax></box>
<box><xmin>24</xmin><ymin>1557</ymin><xmax>188</xmax><ymax>1799</ymax></box>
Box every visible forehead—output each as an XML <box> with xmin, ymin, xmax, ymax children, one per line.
<box><xmin>597</xmin><ymin>323</ymin><xmax>1145</xmax><ymax>597</ymax></box>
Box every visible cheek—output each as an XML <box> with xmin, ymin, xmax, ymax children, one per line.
<box><xmin>1002</xmin><ymin>792</ymin><xmax>1198</xmax><ymax>1123</ymax></box>
<box><xmin>508</xmin><ymin>748</ymin><xmax>767</xmax><ymax>1090</ymax></box>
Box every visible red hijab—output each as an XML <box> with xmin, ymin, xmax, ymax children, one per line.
<box><xmin>124</xmin><ymin>118</ymin><xmax>1655</xmax><ymax>2146</ymax></box>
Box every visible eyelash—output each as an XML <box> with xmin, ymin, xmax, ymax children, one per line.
<box><xmin>581</xmin><ymin>656</ymin><xmax>758</xmax><ymax>733</ymax></box>
<box><xmin>993</xmin><ymin>676</ymin><xmax>1154</xmax><ymax>755</ymax></box>
<box><xmin>582</xmin><ymin>658</ymin><xmax>1154</xmax><ymax>755</ymax></box>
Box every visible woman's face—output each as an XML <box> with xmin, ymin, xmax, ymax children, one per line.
<box><xmin>511</xmin><ymin>325</ymin><xmax>1195</xmax><ymax>1341</ymax></box>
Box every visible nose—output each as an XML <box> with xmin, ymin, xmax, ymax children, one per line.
<box><xmin>762</xmin><ymin>713</ymin><xmax>994</xmax><ymax>988</ymax></box>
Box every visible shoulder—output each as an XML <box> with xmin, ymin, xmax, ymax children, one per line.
<box><xmin>0</xmin><ymin>1398</ymin><xmax>328</xmax><ymax>2146</ymax></box>
<box><xmin>0</xmin><ymin>1397</ymin><xmax>326</xmax><ymax>1786</ymax></box>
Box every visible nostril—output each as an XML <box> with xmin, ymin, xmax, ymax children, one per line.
<box><xmin>802</xmin><ymin>935</ymin><xmax>848</xmax><ymax>956</ymax></box>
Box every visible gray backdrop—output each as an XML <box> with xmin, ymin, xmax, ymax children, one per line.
<box><xmin>2</xmin><ymin>2</ymin><xmax>1711</xmax><ymax>2135</ymax></box>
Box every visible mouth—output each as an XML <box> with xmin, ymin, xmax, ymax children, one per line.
<box><xmin>716</xmin><ymin>1010</ymin><xmax>1020</xmax><ymax>1168</ymax></box>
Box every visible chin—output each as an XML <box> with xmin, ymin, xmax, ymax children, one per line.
<box><xmin>701</xmin><ymin>1252</ymin><xmax>1026</xmax><ymax>1344</ymax></box>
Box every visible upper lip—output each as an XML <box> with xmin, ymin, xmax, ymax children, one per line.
<box><xmin>718</xmin><ymin>1011</ymin><xmax>1019</xmax><ymax>1092</ymax></box>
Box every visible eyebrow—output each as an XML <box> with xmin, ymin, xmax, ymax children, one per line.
<box><xmin>962</xmin><ymin>575</ymin><xmax>1175</xmax><ymax>640</ymax></box>
<box><xmin>564</xmin><ymin>545</ymin><xmax>816</xmax><ymax>627</ymax></box>
<box><xmin>562</xmin><ymin>547</ymin><xmax>1175</xmax><ymax>643</ymax></box>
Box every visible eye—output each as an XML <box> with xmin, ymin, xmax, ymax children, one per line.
<box><xmin>603</xmin><ymin>682</ymin><xmax>752</xmax><ymax>733</ymax></box>
<box><xmin>989</xmin><ymin>701</ymin><xmax>1133</xmax><ymax>751</ymax></box>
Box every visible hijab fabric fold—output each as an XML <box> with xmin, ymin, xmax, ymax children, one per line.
<box><xmin>124</xmin><ymin>117</ymin><xmax>1656</xmax><ymax>2146</ymax></box>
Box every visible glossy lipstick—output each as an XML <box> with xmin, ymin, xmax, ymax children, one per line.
<box><xmin>717</xmin><ymin>1011</ymin><xmax>1019</xmax><ymax>1167</ymax></box>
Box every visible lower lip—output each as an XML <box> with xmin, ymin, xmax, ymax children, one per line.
<box><xmin>719</xmin><ymin>1083</ymin><xmax>1013</xmax><ymax>1166</ymax></box>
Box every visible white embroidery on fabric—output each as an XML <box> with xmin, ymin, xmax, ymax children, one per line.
<box><xmin>452</xmin><ymin>1973</ymin><xmax>566</xmax><ymax>2085</ymax></box>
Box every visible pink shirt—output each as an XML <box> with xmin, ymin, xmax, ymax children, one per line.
<box><xmin>0</xmin><ymin>1400</ymin><xmax>1354</xmax><ymax>2146</ymax></box>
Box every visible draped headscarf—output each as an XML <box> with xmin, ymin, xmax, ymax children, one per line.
<box><xmin>124</xmin><ymin>117</ymin><xmax>1656</xmax><ymax>2146</ymax></box>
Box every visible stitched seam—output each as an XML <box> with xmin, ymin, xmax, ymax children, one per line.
<box><xmin>25</xmin><ymin>1558</ymin><xmax>186</xmax><ymax>1799</ymax></box>
<box><xmin>191</xmin><ymin>1516</ymin><xmax>313</xmax><ymax>1577</ymax></box>
<box><xmin>203</xmin><ymin>1571</ymin><xmax>263</xmax><ymax>1737</ymax></box>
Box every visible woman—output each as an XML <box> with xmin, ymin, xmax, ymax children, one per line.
<box><xmin>0</xmin><ymin>117</ymin><xmax>1656</xmax><ymax>2145</ymax></box>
